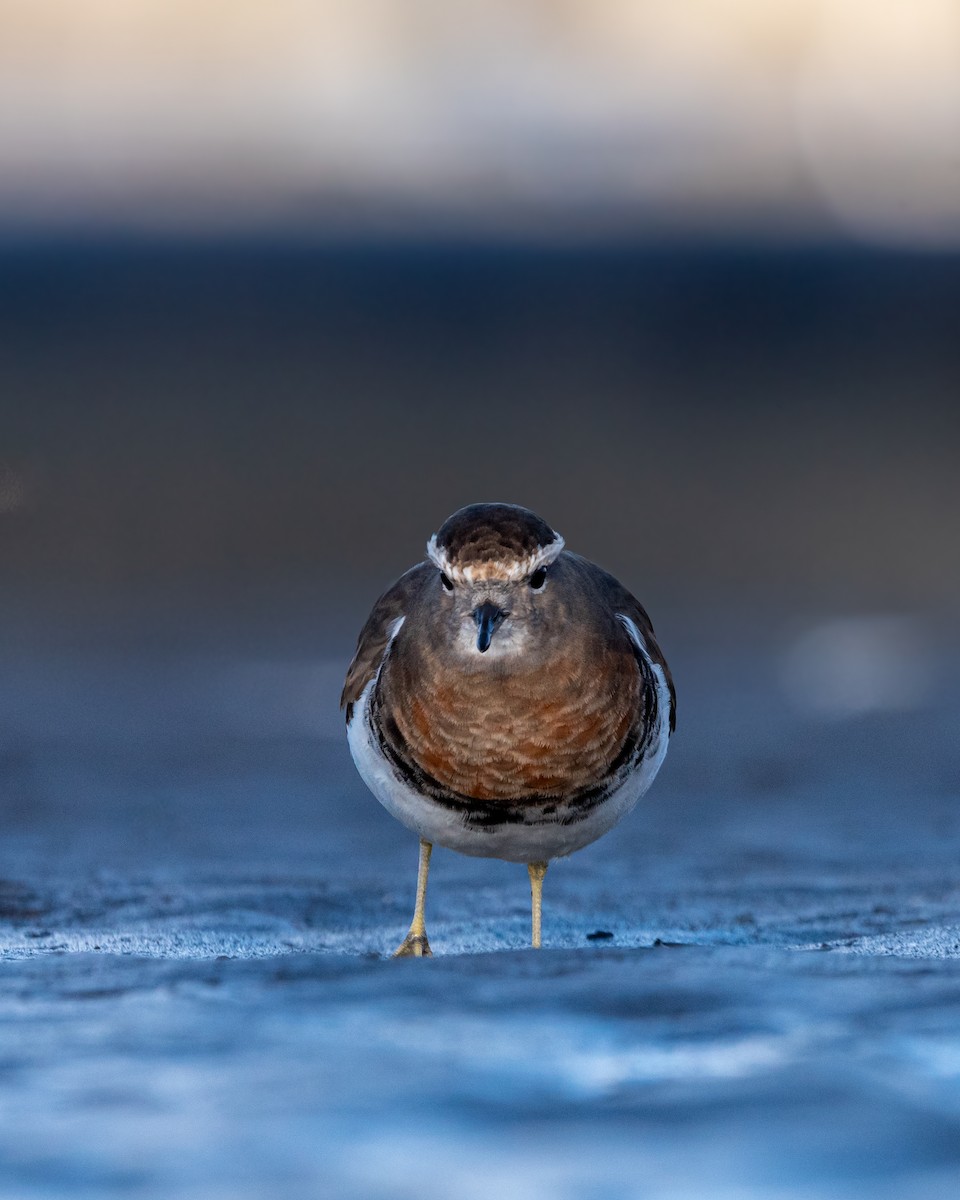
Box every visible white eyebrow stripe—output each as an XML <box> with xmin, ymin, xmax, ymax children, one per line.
<box><xmin>426</xmin><ymin>533</ymin><xmax>564</xmax><ymax>583</ymax></box>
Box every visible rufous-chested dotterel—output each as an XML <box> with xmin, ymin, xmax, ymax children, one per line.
<box><xmin>342</xmin><ymin>502</ymin><xmax>675</xmax><ymax>955</ymax></box>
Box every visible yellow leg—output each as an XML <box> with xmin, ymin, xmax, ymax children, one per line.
<box><xmin>393</xmin><ymin>839</ymin><xmax>433</xmax><ymax>957</ymax></box>
<box><xmin>528</xmin><ymin>861</ymin><xmax>548</xmax><ymax>949</ymax></box>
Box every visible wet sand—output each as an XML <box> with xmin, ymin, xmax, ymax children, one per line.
<box><xmin>2</xmin><ymin>599</ymin><xmax>959</xmax><ymax>1198</ymax></box>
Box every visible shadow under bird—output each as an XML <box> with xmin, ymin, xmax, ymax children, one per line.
<box><xmin>341</xmin><ymin>502</ymin><xmax>676</xmax><ymax>954</ymax></box>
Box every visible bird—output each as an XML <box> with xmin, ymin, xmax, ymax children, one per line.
<box><xmin>341</xmin><ymin>502</ymin><xmax>675</xmax><ymax>955</ymax></box>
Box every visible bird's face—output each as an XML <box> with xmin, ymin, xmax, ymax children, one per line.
<box><xmin>424</xmin><ymin>502</ymin><xmax>567</xmax><ymax>663</ymax></box>
<box><xmin>433</xmin><ymin>562</ymin><xmax>556</xmax><ymax>660</ymax></box>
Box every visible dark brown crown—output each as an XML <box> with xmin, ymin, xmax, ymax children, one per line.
<box><xmin>430</xmin><ymin>503</ymin><xmax>559</xmax><ymax>570</ymax></box>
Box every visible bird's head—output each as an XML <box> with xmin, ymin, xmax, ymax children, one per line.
<box><xmin>426</xmin><ymin>502</ymin><xmax>565</xmax><ymax>659</ymax></box>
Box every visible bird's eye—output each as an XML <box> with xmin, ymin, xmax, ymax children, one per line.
<box><xmin>440</xmin><ymin>572</ymin><xmax>454</xmax><ymax>592</ymax></box>
<box><xmin>529</xmin><ymin>567</ymin><xmax>547</xmax><ymax>590</ymax></box>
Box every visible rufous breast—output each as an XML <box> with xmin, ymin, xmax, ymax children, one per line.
<box><xmin>378</xmin><ymin>639</ymin><xmax>641</xmax><ymax>801</ymax></box>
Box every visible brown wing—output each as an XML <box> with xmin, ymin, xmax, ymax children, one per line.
<box><xmin>573</xmin><ymin>556</ymin><xmax>677</xmax><ymax>734</ymax></box>
<box><xmin>340</xmin><ymin>561</ymin><xmax>433</xmax><ymax>723</ymax></box>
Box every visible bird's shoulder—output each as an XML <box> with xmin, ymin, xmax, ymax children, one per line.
<box><xmin>565</xmin><ymin>552</ymin><xmax>676</xmax><ymax>733</ymax></box>
<box><xmin>340</xmin><ymin>560</ymin><xmax>433</xmax><ymax>721</ymax></box>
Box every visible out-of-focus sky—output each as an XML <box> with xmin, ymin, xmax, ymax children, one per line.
<box><xmin>1</xmin><ymin>0</ymin><xmax>958</xmax><ymax>242</ymax></box>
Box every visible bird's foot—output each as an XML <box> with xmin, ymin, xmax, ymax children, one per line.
<box><xmin>392</xmin><ymin>931</ymin><xmax>432</xmax><ymax>958</ymax></box>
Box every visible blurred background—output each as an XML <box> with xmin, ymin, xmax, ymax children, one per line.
<box><xmin>2</xmin><ymin>0</ymin><xmax>959</xmax><ymax>819</ymax></box>
<box><xmin>2</xmin><ymin>7</ymin><xmax>960</xmax><ymax>1197</ymax></box>
<box><xmin>1</xmin><ymin>0</ymin><xmax>958</xmax><ymax>627</ymax></box>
